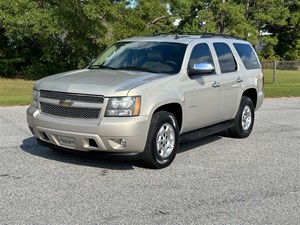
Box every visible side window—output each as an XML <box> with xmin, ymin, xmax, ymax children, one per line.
<box><xmin>189</xmin><ymin>43</ymin><xmax>214</xmax><ymax>69</ymax></box>
<box><xmin>213</xmin><ymin>43</ymin><xmax>237</xmax><ymax>73</ymax></box>
<box><xmin>233</xmin><ymin>43</ymin><xmax>260</xmax><ymax>70</ymax></box>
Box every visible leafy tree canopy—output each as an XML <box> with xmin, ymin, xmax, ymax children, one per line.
<box><xmin>0</xmin><ymin>0</ymin><xmax>298</xmax><ymax>79</ymax></box>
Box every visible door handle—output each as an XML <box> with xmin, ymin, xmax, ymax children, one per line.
<box><xmin>212</xmin><ymin>81</ymin><xmax>221</xmax><ymax>88</ymax></box>
<box><xmin>236</xmin><ymin>77</ymin><xmax>244</xmax><ymax>83</ymax></box>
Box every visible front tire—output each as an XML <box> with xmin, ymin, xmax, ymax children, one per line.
<box><xmin>143</xmin><ymin>111</ymin><xmax>179</xmax><ymax>169</ymax></box>
<box><xmin>229</xmin><ymin>96</ymin><xmax>255</xmax><ymax>138</ymax></box>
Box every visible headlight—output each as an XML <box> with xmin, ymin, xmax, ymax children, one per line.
<box><xmin>31</xmin><ymin>89</ymin><xmax>39</xmax><ymax>108</ymax></box>
<box><xmin>105</xmin><ymin>96</ymin><xmax>141</xmax><ymax>117</ymax></box>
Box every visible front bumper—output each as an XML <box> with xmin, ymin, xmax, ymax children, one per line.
<box><xmin>36</xmin><ymin>139</ymin><xmax>142</xmax><ymax>160</ymax></box>
<box><xmin>27</xmin><ymin>106</ymin><xmax>150</xmax><ymax>153</ymax></box>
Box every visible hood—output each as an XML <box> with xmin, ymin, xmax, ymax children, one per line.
<box><xmin>35</xmin><ymin>69</ymin><xmax>168</xmax><ymax>96</ymax></box>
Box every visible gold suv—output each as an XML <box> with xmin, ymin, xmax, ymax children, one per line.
<box><xmin>27</xmin><ymin>34</ymin><xmax>264</xmax><ymax>168</ymax></box>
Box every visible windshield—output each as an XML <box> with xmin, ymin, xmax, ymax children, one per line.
<box><xmin>89</xmin><ymin>41</ymin><xmax>187</xmax><ymax>74</ymax></box>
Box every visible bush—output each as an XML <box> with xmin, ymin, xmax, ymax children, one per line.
<box><xmin>22</xmin><ymin>63</ymin><xmax>50</xmax><ymax>80</ymax></box>
<box><xmin>0</xmin><ymin>58</ymin><xmax>21</xmax><ymax>77</ymax></box>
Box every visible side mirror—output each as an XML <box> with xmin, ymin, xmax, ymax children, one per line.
<box><xmin>88</xmin><ymin>58</ymin><xmax>96</xmax><ymax>65</ymax></box>
<box><xmin>188</xmin><ymin>62</ymin><xmax>215</xmax><ymax>76</ymax></box>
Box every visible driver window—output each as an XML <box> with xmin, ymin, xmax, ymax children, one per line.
<box><xmin>189</xmin><ymin>43</ymin><xmax>214</xmax><ymax>70</ymax></box>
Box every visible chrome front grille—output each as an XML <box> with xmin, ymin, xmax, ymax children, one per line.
<box><xmin>40</xmin><ymin>102</ymin><xmax>101</xmax><ymax>119</ymax></box>
<box><xmin>39</xmin><ymin>90</ymin><xmax>103</xmax><ymax>119</ymax></box>
<box><xmin>40</xmin><ymin>90</ymin><xmax>104</xmax><ymax>103</ymax></box>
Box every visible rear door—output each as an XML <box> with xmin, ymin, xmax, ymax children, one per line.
<box><xmin>212</xmin><ymin>42</ymin><xmax>242</xmax><ymax>120</ymax></box>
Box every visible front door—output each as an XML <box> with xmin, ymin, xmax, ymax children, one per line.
<box><xmin>183</xmin><ymin>43</ymin><xmax>222</xmax><ymax>133</ymax></box>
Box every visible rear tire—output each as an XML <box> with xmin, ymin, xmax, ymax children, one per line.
<box><xmin>143</xmin><ymin>111</ymin><xmax>179</xmax><ymax>169</ymax></box>
<box><xmin>229</xmin><ymin>96</ymin><xmax>254</xmax><ymax>138</ymax></box>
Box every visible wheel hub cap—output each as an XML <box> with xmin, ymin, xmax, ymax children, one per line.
<box><xmin>156</xmin><ymin>123</ymin><xmax>175</xmax><ymax>159</ymax></box>
<box><xmin>242</xmin><ymin>105</ymin><xmax>252</xmax><ymax>130</ymax></box>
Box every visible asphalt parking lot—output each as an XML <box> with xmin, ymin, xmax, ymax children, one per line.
<box><xmin>0</xmin><ymin>98</ymin><xmax>300</xmax><ymax>225</ymax></box>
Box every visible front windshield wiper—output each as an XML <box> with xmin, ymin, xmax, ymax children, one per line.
<box><xmin>117</xmin><ymin>66</ymin><xmax>159</xmax><ymax>74</ymax></box>
<box><xmin>89</xmin><ymin>65</ymin><xmax>118</xmax><ymax>70</ymax></box>
<box><xmin>90</xmin><ymin>65</ymin><xmax>160</xmax><ymax>73</ymax></box>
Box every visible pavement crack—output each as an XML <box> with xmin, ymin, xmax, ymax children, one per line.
<box><xmin>158</xmin><ymin>210</ymin><xmax>169</xmax><ymax>215</ymax></box>
<box><xmin>0</xmin><ymin>174</ymin><xmax>9</xmax><ymax>177</ymax></box>
<box><xmin>0</xmin><ymin>174</ymin><xmax>22</xmax><ymax>180</ymax></box>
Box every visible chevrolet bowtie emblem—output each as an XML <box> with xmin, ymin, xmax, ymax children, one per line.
<box><xmin>59</xmin><ymin>99</ymin><xmax>74</xmax><ymax>107</ymax></box>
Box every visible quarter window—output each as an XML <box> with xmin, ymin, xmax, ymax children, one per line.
<box><xmin>213</xmin><ymin>43</ymin><xmax>237</xmax><ymax>73</ymax></box>
<box><xmin>233</xmin><ymin>43</ymin><xmax>260</xmax><ymax>70</ymax></box>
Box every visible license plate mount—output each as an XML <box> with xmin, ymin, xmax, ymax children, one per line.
<box><xmin>57</xmin><ymin>135</ymin><xmax>76</xmax><ymax>148</ymax></box>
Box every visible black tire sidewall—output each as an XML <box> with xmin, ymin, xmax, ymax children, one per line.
<box><xmin>236</xmin><ymin>97</ymin><xmax>254</xmax><ymax>137</ymax></box>
<box><xmin>143</xmin><ymin>111</ymin><xmax>179</xmax><ymax>168</ymax></box>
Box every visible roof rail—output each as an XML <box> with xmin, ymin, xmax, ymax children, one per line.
<box><xmin>149</xmin><ymin>32</ymin><xmax>244</xmax><ymax>40</ymax></box>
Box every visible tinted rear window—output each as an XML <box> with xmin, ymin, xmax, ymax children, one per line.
<box><xmin>233</xmin><ymin>43</ymin><xmax>260</xmax><ymax>70</ymax></box>
<box><xmin>213</xmin><ymin>43</ymin><xmax>237</xmax><ymax>73</ymax></box>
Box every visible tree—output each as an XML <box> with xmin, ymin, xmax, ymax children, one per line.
<box><xmin>238</xmin><ymin>0</ymin><xmax>289</xmax><ymax>58</ymax></box>
<box><xmin>273</xmin><ymin>0</ymin><xmax>300</xmax><ymax>60</ymax></box>
<box><xmin>169</xmin><ymin>0</ymin><xmax>256</xmax><ymax>41</ymax></box>
<box><xmin>0</xmin><ymin>0</ymin><xmax>173</xmax><ymax>79</ymax></box>
<box><xmin>170</xmin><ymin>0</ymin><xmax>291</xmax><ymax>58</ymax></box>
<box><xmin>0</xmin><ymin>0</ymin><xmax>57</xmax><ymax>78</ymax></box>
<box><xmin>0</xmin><ymin>0</ymin><xmax>299</xmax><ymax>79</ymax></box>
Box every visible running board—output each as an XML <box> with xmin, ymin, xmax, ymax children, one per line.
<box><xmin>179</xmin><ymin>121</ymin><xmax>234</xmax><ymax>142</ymax></box>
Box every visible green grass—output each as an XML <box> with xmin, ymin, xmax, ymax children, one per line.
<box><xmin>0</xmin><ymin>77</ymin><xmax>34</xmax><ymax>106</ymax></box>
<box><xmin>0</xmin><ymin>70</ymin><xmax>299</xmax><ymax>106</ymax></box>
<box><xmin>263</xmin><ymin>70</ymin><xmax>300</xmax><ymax>98</ymax></box>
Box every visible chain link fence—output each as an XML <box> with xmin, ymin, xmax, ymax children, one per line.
<box><xmin>261</xmin><ymin>61</ymin><xmax>300</xmax><ymax>83</ymax></box>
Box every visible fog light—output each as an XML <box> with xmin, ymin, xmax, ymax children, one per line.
<box><xmin>120</xmin><ymin>139</ymin><xmax>127</xmax><ymax>148</ymax></box>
